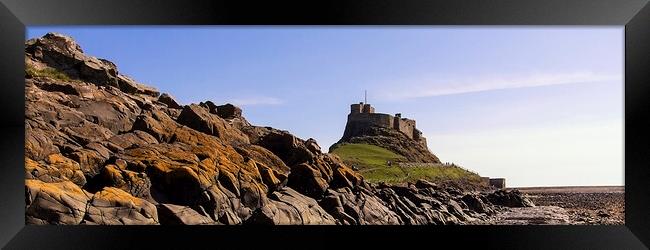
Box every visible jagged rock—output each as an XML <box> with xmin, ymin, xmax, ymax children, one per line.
<box><xmin>199</xmin><ymin>100</ymin><xmax>219</xmax><ymax>114</ymax></box>
<box><xmin>287</xmin><ymin>163</ymin><xmax>329</xmax><ymax>198</ymax></box>
<box><xmin>176</xmin><ymin>104</ymin><xmax>250</xmax><ymax>145</ymax></box>
<box><xmin>254</xmin><ymin>161</ymin><xmax>286</xmax><ymax>192</ymax></box>
<box><xmin>115</xmin><ymin>143</ymin><xmax>216</xmax><ymax>204</ymax></box>
<box><xmin>25</xmin><ymin>77</ymin><xmax>145</xmax><ymax>151</ymax></box>
<box><xmin>446</xmin><ymin>199</ymin><xmax>469</xmax><ymax>222</ymax></box>
<box><xmin>486</xmin><ymin>189</ymin><xmax>535</xmax><ymax>208</ymax></box>
<box><xmin>26</xmin><ymin>33</ymin><xmax>116</xmax><ymax>86</ymax></box>
<box><xmin>83</xmin><ymin>187</ymin><xmax>158</xmax><ymax>225</ymax></box>
<box><xmin>157</xmin><ymin>204</ymin><xmax>216</xmax><ymax>225</ymax></box>
<box><xmin>215</xmin><ymin>103</ymin><xmax>242</xmax><ymax>119</ymax></box>
<box><xmin>65</xmin><ymin>148</ymin><xmax>110</xmax><ymax>179</ymax></box>
<box><xmin>462</xmin><ymin>193</ymin><xmax>493</xmax><ymax>214</ymax></box>
<box><xmin>326</xmin><ymin>154</ymin><xmax>363</xmax><ymax>190</ymax></box>
<box><xmin>37</xmin><ymin>81</ymin><xmax>80</xmax><ymax>96</ymax></box>
<box><xmin>249</xmin><ymin>127</ymin><xmax>314</xmax><ymax>166</ymax></box>
<box><xmin>25</xmin><ymin>154</ymin><xmax>86</xmax><ymax>187</ymax></box>
<box><xmin>244</xmin><ymin>128</ymin><xmax>324</xmax><ymax>194</ymax></box>
<box><xmin>247</xmin><ymin>188</ymin><xmax>336</xmax><ymax>225</ymax></box>
<box><xmin>305</xmin><ymin>138</ymin><xmax>321</xmax><ymax>154</ymax></box>
<box><xmin>62</xmin><ymin>122</ymin><xmax>115</xmax><ymax>146</ymax></box>
<box><xmin>25</xmin><ymin>120</ymin><xmax>61</xmax><ymax>161</ymax></box>
<box><xmin>105</xmin><ymin>130</ymin><xmax>158</xmax><ymax>149</ymax></box>
<box><xmin>117</xmin><ymin>74</ymin><xmax>160</xmax><ymax>97</ymax></box>
<box><xmin>25</xmin><ymin>179</ymin><xmax>91</xmax><ymax>225</ymax></box>
<box><xmin>89</xmin><ymin>164</ymin><xmax>153</xmax><ymax>200</ymax></box>
<box><xmin>320</xmin><ymin>187</ymin><xmax>402</xmax><ymax>225</ymax></box>
<box><xmin>211</xmin><ymin>103</ymin><xmax>251</xmax><ymax>131</ymax></box>
<box><xmin>199</xmin><ymin>185</ymin><xmax>245</xmax><ymax>224</ymax></box>
<box><xmin>24</xmin><ymin>33</ymin><xmax>518</xmax><ymax>226</ymax></box>
<box><xmin>415</xmin><ymin>179</ymin><xmax>439</xmax><ymax>190</ymax></box>
<box><xmin>25</xmin><ymin>32</ymin><xmax>159</xmax><ymax>97</ymax></box>
<box><xmin>243</xmin><ymin>126</ymin><xmax>363</xmax><ymax>200</ymax></box>
<box><xmin>374</xmin><ymin>184</ymin><xmax>459</xmax><ymax>225</ymax></box>
<box><xmin>233</xmin><ymin>144</ymin><xmax>290</xmax><ymax>177</ymax></box>
<box><xmin>157</xmin><ymin>93</ymin><xmax>182</xmax><ymax>109</ymax></box>
<box><xmin>110</xmin><ymin>131</ymin><xmax>269</xmax><ymax>224</ymax></box>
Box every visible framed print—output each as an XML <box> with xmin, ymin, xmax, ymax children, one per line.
<box><xmin>0</xmin><ymin>0</ymin><xmax>648</xmax><ymax>249</ymax></box>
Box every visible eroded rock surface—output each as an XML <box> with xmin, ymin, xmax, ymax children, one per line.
<box><xmin>24</xmin><ymin>33</ymin><xmax>534</xmax><ymax>225</ymax></box>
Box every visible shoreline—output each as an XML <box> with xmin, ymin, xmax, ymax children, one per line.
<box><xmin>509</xmin><ymin>186</ymin><xmax>624</xmax><ymax>193</ymax></box>
<box><xmin>481</xmin><ymin>186</ymin><xmax>625</xmax><ymax>225</ymax></box>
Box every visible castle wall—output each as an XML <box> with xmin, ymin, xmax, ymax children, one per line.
<box><xmin>350</xmin><ymin>103</ymin><xmax>362</xmax><ymax>114</ymax></box>
<box><xmin>347</xmin><ymin>103</ymin><xmax>424</xmax><ymax>141</ymax></box>
<box><xmin>348</xmin><ymin>113</ymin><xmax>394</xmax><ymax>129</ymax></box>
<box><xmin>362</xmin><ymin>104</ymin><xmax>375</xmax><ymax>113</ymax></box>
<box><xmin>393</xmin><ymin>117</ymin><xmax>416</xmax><ymax>139</ymax></box>
<box><xmin>413</xmin><ymin>128</ymin><xmax>422</xmax><ymax>140</ymax></box>
<box><xmin>351</xmin><ymin>103</ymin><xmax>375</xmax><ymax>114</ymax></box>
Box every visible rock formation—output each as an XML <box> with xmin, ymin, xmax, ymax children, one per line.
<box><xmin>24</xmin><ymin>33</ymin><xmax>532</xmax><ymax>225</ymax></box>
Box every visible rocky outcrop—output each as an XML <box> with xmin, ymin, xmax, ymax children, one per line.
<box><xmin>157</xmin><ymin>93</ymin><xmax>182</xmax><ymax>109</ymax></box>
<box><xmin>486</xmin><ymin>189</ymin><xmax>535</xmax><ymax>208</ymax></box>
<box><xmin>157</xmin><ymin>203</ymin><xmax>217</xmax><ymax>225</ymax></box>
<box><xmin>26</xmin><ymin>33</ymin><xmax>159</xmax><ymax>97</ymax></box>
<box><xmin>337</xmin><ymin>126</ymin><xmax>440</xmax><ymax>163</ymax></box>
<box><xmin>176</xmin><ymin>104</ymin><xmax>250</xmax><ymax>145</ymax></box>
<box><xmin>83</xmin><ymin>187</ymin><xmax>159</xmax><ymax>225</ymax></box>
<box><xmin>25</xmin><ymin>179</ymin><xmax>158</xmax><ymax>225</ymax></box>
<box><xmin>24</xmin><ymin>33</ymin><xmax>532</xmax><ymax>225</ymax></box>
<box><xmin>247</xmin><ymin>188</ymin><xmax>337</xmax><ymax>225</ymax></box>
<box><xmin>25</xmin><ymin>179</ymin><xmax>91</xmax><ymax>225</ymax></box>
<box><xmin>241</xmin><ymin>126</ymin><xmax>364</xmax><ymax>199</ymax></box>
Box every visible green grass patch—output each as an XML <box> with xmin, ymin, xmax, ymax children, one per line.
<box><xmin>360</xmin><ymin>166</ymin><xmax>408</xmax><ymax>184</ymax></box>
<box><xmin>26</xmin><ymin>65</ymin><xmax>73</xmax><ymax>82</ymax></box>
<box><xmin>331</xmin><ymin>143</ymin><xmax>483</xmax><ymax>185</ymax></box>
<box><xmin>331</xmin><ymin>143</ymin><xmax>408</xmax><ymax>183</ymax></box>
<box><xmin>330</xmin><ymin>143</ymin><xmax>406</xmax><ymax>169</ymax></box>
<box><xmin>401</xmin><ymin>165</ymin><xmax>482</xmax><ymax>183</ymax></box>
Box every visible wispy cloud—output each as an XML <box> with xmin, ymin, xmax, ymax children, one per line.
<box><xmin>377</xmin><ymin>71</ymin><xmax>621</xmax><ymax>101</ymax></box>
<box><xmin>228</xmin><ymin>96</ymin><xmax>284</xmax><ymax>106</ymax></box>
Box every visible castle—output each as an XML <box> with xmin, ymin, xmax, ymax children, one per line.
<box><xmin>342</xmin><ymin>101</ymin><xmax>507</xmax><ymax>188</ymax></box>
<box><xmin>346</xmin><ymin>102</ymin><xmax>426</xmax><ymax>145</ymax></box>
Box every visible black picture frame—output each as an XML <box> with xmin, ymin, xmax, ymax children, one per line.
<box><xmin>1</xmin><ymin>0</ymin><xmax>648</xmax><ymax>249</ymax></box>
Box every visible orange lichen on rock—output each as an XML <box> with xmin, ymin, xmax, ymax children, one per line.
<box><xmin>25</xmin><ymin>179</ymin><xmax>91</xmax><ymax>225</ymax></box>
<box><xmin>25</xmin><ymin>155</ymin><xmax>86</xmax><ymax>186</ymax></box>
<box><xmin>84</xmin><ymin>187</ymin><xmax>158</xmax><ymax>225</ymax></box>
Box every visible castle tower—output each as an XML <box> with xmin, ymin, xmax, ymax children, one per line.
<box><xmin>362</xmin><ymin>103</ymin><xmax>374</xmax><ymax>113</ymax></box>
<box><xmin>393</xmin><ymin>114</ymin><xmax>401</xmax><ymax>130</ymax></box>
<box><xmin>350</xmin><ymin>102</ymin><xmax>363</xmax><ymax>114</ymax></box>
<box><xmin>351</xmin><ymin>102</ymin><xmax>376</xmax><ymax>114</ymax></box>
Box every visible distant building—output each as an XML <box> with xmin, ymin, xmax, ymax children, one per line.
<box><xmin>489</xmin><ymin>178</ymin><xmax>506</xmax><ymax>189</ymax></box>
<box><xmin>482</xmin><ymin>177</ymin><xmax>506</xmax><ymax>189</ymax></box>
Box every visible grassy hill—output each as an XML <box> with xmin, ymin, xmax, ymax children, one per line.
<box><xmin>330</xmin><ymin>143</ymin><xmax>485</xmax><ymax>187</ymax></box>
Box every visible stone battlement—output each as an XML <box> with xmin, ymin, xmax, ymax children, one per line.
<box><xmin>347</xmin><ymin>102</ymin><xmax>423</xmax><ymax>142</ymax></box>
<box><xmin>350</xmin><ymin>102</ymin><xmax>375</xmax><ymax>114</ymax></box>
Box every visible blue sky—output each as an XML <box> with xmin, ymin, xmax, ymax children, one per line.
<box><xmin>27</xmin><ymin>27</ymin><xmax>624</xmax><ymax>187</ymax></box>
